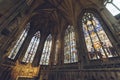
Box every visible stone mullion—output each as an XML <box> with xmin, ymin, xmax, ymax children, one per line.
<box><xmin>28</xmin><ymin>37</ymin><xmax>38</xmax><ymax>63</ymax></box>
<box><xmin>25</xmin><ymin>36</ymin><xmax>36</xmax><ymax>62</ymax></box>
<box><xmin>44</xmin><ymin>41</ymin><xmax>50</xmax><ymax>64</ymax></box>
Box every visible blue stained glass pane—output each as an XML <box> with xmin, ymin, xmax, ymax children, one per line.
<box><xmin>82</xmin><ymin>12</ymin><xmax>118</xmax><ymax>60</ymax></box>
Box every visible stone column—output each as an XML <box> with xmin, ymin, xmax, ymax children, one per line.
<box><xmin>49</xmin><ymin>34</ymin><xmax>57</xmax><ymax>66</ymax></box>
<box><xmin>74</xmin><ymin>24</ymin><xmax>86</xmax><ymax>69</ymax></box>
<box><xmin>72</xmin><ymin>15</ymin><xmax>88</xmax><ymax>69</ymax></box>
<box><xmin>56</xmin><ymin>33</ymin><xmax>64</xmax><ymax>66</ymax></box>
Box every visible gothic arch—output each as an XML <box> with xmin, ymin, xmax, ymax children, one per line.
<box><xmin>78</xmin><ymin>8</ymin><xmax>119</xmax><ymax>60</ymax></box>
<box><xmin>78</xmin><ymin>8</ymin><xmax>119</xmax><ymax>43</ymax></box>
<box><xmin>22</xmin><ymin>31</ymin><xmax>41</xmax><ymax>63</ymax></box>
<box><xmin>40</xmin><ymin>34</ymin><xmax>52</xmax><ymax>65</ymax></box>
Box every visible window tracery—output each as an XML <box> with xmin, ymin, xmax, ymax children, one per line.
<box><xmin>22</xmin><ymin>31</ymin><xmax>40</xmax><ymax>63</ymax></box>
<box><xmin>40</xmin><ymin>34</ymin><xmax>52</xmax><ymax>65</ymax></box>
<box><xmin>64</xmin><ymin>25</ymin><xmax>78</xmax><ymax>63</ymax></box>
<box><xmin>82</xmin><ymin>12</ymin><xmax>118</xmax><ymax>60</ymax></box>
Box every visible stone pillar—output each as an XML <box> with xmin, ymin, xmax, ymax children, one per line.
<box><xmin>56</xmin><ymin>33</ymin><xmax>64</xmax><ymax>66</ymax></box>
<box><xmin>49</xmin><ymin>34</ymin><xmax>57</xmax><ymax>66</ymax></box>
<box><xmin>14</xmin><ymin>28</ymin><xmax>35</xmax><ymax>62</ymax></box>
<box><xmin>32</xmin><ymin>33</ymin><xmax>48</xmax><ymax>67</ymax></box>
<box><xmin>74</xmin><ymin>24</ymin><xmax>87</xmax><ymax>69</ymax></box>
<box><xmin>71</xmin><ymin>15</ymin><xmax>88</xmax><ymax>69</ymax></box>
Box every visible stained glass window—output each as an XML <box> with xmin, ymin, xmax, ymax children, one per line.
<box><xmin>104</xmin><ymin>0</ymin><xmax>120</xmax><ymax>16</ymax></box>
<box><xmin>8</xmin><ymin>23</ymin><xmax>30</xmax><ymax>59</ymax></box>
<box><xmin>22</xmin><ymin>31</ymin><xmax>40</xmax><ymax>63</ymax></box>
<box><xmin>64</xmin><ymin>25</ymin><xmax>78</xmax><ymax>63</ymax></box>
<box><xmin>40</xmin><ymin>34</ymin><xmax>52</xmax><ymax>65</ymax></box>
<box><xmin>82</xmin><ymin>12</ymin><xmax>118</xmax><ymax>60</ymax></box>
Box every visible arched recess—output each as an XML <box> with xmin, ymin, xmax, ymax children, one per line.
<box><xmin>22</xmin><ymin>31</ymin><xmax>40</xmax><ymax>63</ymax></box>
<box><xmin>64</xmin><ymin>25</ymin><xmax>78</xmax><ymax>63</ymax></box>
<box><xmin>8</xmin><ymin>23</ymin><xmax>30</xmax><ymax>59</ymax></box>
<box><xmin>78</xmin><ymin>9</ymin><xmax>119</xmax><ymax>60</ymax></box>
<box><xmin>40</xmin><ymin>34</ymin><xmax>52</xmax><ymax>65</ymax></box>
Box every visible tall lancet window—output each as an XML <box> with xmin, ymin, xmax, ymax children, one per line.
<box><xmin>104</xmin><ymin>0</ymin><xmax>120</xmax><ymax>16</ymax></box>
<box><xmin>64</xmin><ymin>25</ymin><xmax>78</xmax><ymax>63</ymax></box>
<box><xmin>8</xmin><ymin>23</ymin><xmax>30</xmax><ymax>59</ymax></box>
<box><xmin>22</xmin><ymin>31</ymin><xmax>40</xmax><ymax>63</ymax></box>
<box><xmin>40</xmin><ymin>34</ymin><xmax>52</xmax><ymax>65</ymax></box>
<box><xmin>82</xmin><ymin>12</ymin><xmax>118</xmax><ymax>60</ymax></box>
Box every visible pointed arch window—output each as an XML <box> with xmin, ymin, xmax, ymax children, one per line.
<box><xmin>82</xmin><ymin>12</ymin><xmax>118</xmax><ymax>60</ymax></box>
<box><xmin>22</xmin><ymin>31</ymin><xmax>40</xmax><ymax>63</ymax></box>
<box><xmin>64</xmin><ymin>25</ymin><xmax>78</xmax><ymax>63</ymax></box>
<box><xmin>104</xmin><ymin>0</ymin><xmax>120</xmax><ymax>16</ymax></box>
<box><xmin>40</xmin><ymin>34</ymin><xmax>52</xmax><ymax>65</ymax></box>
<box><xmin>8</xmin><ymin>23</ymin><xmax>30</xmax><ymax>59</ymax></box>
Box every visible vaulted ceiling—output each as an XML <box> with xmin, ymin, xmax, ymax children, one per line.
<box><xmin>29</xmin><ymin>0</ymin><xmax>105</xmax><ymax>33</ymax></box>
<box><xmin>0</xmin><ymin>0</ymin><xmax>105</xmax><ymax>34</ymax></box>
